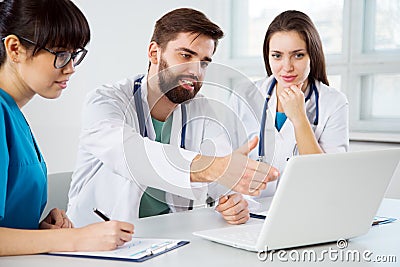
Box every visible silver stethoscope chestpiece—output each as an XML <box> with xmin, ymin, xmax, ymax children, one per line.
<box><xmin>257</xmin><ymin>155</ymin><xmax>265</xmax><ymax>162</ymax></box>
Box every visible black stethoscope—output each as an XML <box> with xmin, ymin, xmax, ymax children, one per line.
<box><xmin>133</xmin><ymin>75</ymin><xmax>187</xmax><ymax>149</ymax></box>
<box><xmin>258</xmin><ymin>78</ymin><xmax>319</xmax><ymax>161</ymax></box>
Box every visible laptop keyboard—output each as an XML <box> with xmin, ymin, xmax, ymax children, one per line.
<box><xmin>220</xmin><ymin>226</ymin><xmax>260</xmax><ymax>245</ymax></box>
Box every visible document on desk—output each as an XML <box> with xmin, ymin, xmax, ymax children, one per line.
<box><xmin>49</xmin><ymin>238</ymin><xmax>189</xmax><ymax>262</ymax></box>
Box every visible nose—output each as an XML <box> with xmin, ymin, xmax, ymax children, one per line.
<box><xmin>186</xmin><ymin>61</ymin><xmax>202</xmax><ymax>79</ymax></box>
<box><xmin>282</xmin><ymin>57</ymin><xmax>294</xmax><ymax>72</ymax></box>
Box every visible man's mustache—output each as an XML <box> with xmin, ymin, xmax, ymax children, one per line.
<box><xmin>176</xmin><ymin>74</ymin><xmax>199</xmax><ymax>82</ymax></box>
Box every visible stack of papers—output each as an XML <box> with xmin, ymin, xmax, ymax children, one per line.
<box><xmin>49</xmin><ymin>238</ymin><xmax>189</xmax><ymax>262</ymax></box>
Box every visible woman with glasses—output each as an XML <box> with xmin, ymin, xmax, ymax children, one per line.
<box><xmin>0</xmin><ymin>0</ymin><xmax>133</xmax><ymax>256</ymax></box>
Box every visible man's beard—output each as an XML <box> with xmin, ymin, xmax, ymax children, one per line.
<box><xmin>158</xmin><ymin>57</ymin><xmax>202</xmax><ymax>104</ymax></box>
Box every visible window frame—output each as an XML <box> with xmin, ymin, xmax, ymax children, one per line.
<box><xmin>224</xmin><ymin>0</ymin><xmax>400</xmax><ymax>139</ymax></box>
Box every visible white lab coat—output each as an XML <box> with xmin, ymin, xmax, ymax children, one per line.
<box><xmin>228</xmin><ymin>75</ymin><xmax>349</xmax><ymax>197</ymax></box>
<box><xmin>67</xmin><ymin>74</ymin><xmax>231</xmax><ymax>227</ymax></box>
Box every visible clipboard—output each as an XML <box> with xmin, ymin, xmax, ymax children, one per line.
<box><xmin>48</xmin><ymin>238</ymin><xmax>189</xmax><ymax>262</ymax></box>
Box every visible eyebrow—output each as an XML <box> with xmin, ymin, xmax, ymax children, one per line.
<box><xmin>270</xmin><ymin>49</ymin><xmax>307</xmax><ymax>54</ymax></box>
<box><xmin>175</xmin><ymin>47</ymin><xmax>212</xmax><ymax>63</ymax></box>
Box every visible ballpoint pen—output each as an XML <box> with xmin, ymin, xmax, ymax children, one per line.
<box><xmin>93</xmin><ymin>208</ymin><xmax>136</xmax><ymax>235</ymax></box>
<box><xmin>93</xmin><ymin>208</ymin><xmax>110</xmax><ymax>221</ymax></box>
<box><xmin>372</xmin><ymin>216</ymin><xmax>396</xmax><ymax>226</ymax></box>
<box><xmin>131</xmin><ymin>241</ymin><xmax>181</xmax><ymax>258</ymax></box>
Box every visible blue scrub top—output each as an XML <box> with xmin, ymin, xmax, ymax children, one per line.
<box><xmin>275</xmin><ymin>112</ymin><xmax>287</xmax><ymax>132</ymax></box>
<box><xmin>0</xmin><ymin>88</ymin><xmax>47</xmax><ymax>229</ymax></box>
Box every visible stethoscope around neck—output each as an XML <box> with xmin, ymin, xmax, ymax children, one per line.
<box><xmin>133</xmin><ymin>75</ymin><xmax>192</xmax><ymax>208</ymax></box>
<box><xmin>133</xmin><ymin>75</ymin><xmax>187</xmax><ymax>149</ymax></box>
<box><xmin>258</xmin><ymin>77</ymin><xmax>319</xmax><ymax>161</ymax></box>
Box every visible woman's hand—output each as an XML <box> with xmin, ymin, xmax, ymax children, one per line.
<box><xmin>279</xmin><ymin>83</ymin><xmax>308</xmax><ymax>126</ymax></box>
<box><xmin>39</xmin><ymin>208</ymin><xmax>73</xmax><ymax>229</ymax></box>
<box><xmin>74</xmin><ymin>221</ymin><xmax>134</xmax><ymax>251</ymax></box>
<box><xmin>279</xmin><ymin>83</ymin><xmax>324</xmax><ymax>155</ymax></box>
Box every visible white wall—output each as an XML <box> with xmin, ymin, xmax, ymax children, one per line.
<box><xmin>22</xmin><ymin>1</ymin><xmax>228</xmax><ymax>174</ymax></box>
<box><xmin>21</xmin><ymin>2</ymin><xmax>400</xmax><ymax>200</ymax></box>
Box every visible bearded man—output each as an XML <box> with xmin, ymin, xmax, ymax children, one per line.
<box><xmin>67</xmin><ymin>8</ymin><xmax>278</xmax><ymax>227</ymax></box>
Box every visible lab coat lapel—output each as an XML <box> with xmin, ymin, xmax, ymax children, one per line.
<box><xmin>263</xmin><ymin>88</ymin><xmax>277</xmax><ymax>165</ymax></box>
<box><xmin>140</xmin><ymin>76</ymin><xmax>156</xmax><ymax>140</ymax></box>
<box><xmin>274</xmin><ymin>121</ymin><xmax>296</xmax><ymax>173</ymax></box>
<box><xmin>268</xmin><ymin>91</ymin><xmax>296</xmax><ymax>172</ymax></box>
<box><xmin>170</xmin><ymin>105</ymin><xmax>182</xmax><ymax>147</ymax></box>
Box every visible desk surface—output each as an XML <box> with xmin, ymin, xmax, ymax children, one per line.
<box><xmin>1</xmin><ymin>198</ymin><xmax>399</xmax><ymax>267</ymax></box>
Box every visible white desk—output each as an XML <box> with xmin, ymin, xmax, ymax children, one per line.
<box><xmin>1</xmin><ymin>198</ymin><xmax>399</xmax><ymax>267</ymax></box>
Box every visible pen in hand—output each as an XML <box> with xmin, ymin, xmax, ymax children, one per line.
<box><xmin>93</xmin><ymin>208</ymin><xmax>110</xmax><ymax>221</ymax></box>
<box><xmin>93</xmin><ymin>208</ymin><xmax>134</xmax><ymax>234</ymax></box>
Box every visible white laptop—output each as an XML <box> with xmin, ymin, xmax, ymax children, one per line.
<box><xmin>193</xmin><ymin>149</ymin><xmax>400</xmax><ymax>252</ymax></box>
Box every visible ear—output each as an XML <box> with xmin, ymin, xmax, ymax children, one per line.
<box><xmin>3</xmin><ymin>35</ymin><xmax>26</xmax><ymax>63</ymax></box>
<box><xmin>148</xmin><ymin>41</ymin><xmax>160</xmax><ymax>65</ymax></box>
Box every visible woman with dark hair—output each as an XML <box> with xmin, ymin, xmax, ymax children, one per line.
<box><xmin>231</xmin><ymin>10</ymin><xmax>349</xmax><ymax>198</ymax></box>
<box><xmin>0</xmin><ymin>0</ymin><xmax>133</xmax><ymax>256</ymax></box>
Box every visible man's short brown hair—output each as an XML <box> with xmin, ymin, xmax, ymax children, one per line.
<box><xmin>151</xmin><ymin>8</ymin><xmax>224</xmax><ymax>54</ymax></box>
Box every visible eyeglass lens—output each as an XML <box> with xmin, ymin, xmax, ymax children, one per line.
<box><xmin>55</xmin><ymin>50</ymin><xmax>85</xmax><ymax>69</ymax></box>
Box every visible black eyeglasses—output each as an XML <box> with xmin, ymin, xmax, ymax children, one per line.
<box><xmin>1</xmin><ymin>36</ymin><xmax>88</xmax><ymax>69</ymax></box>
